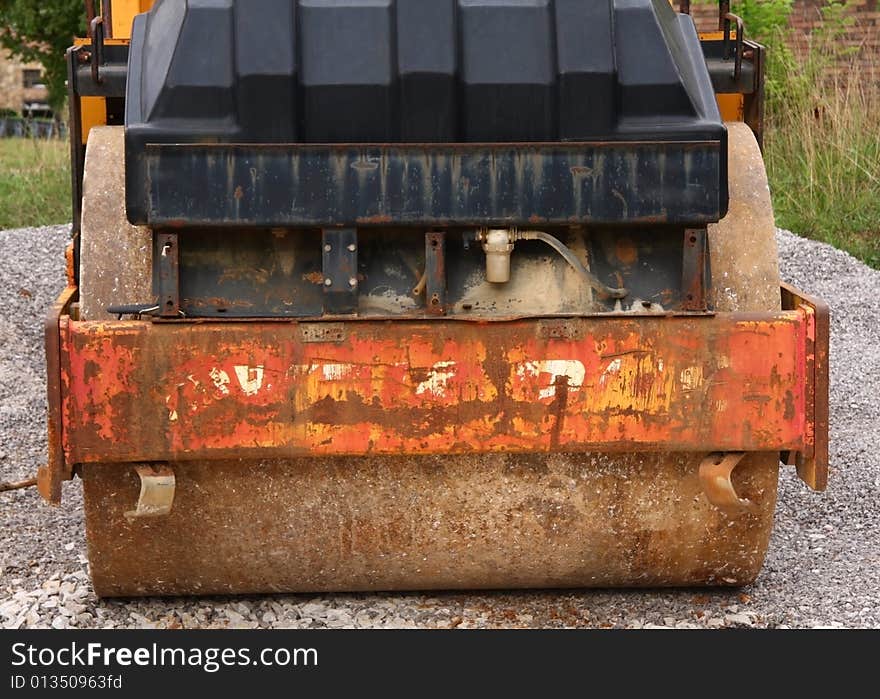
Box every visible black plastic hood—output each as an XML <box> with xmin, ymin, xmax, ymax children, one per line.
<box><xmin>125</xmin><ymin>0</ymin><xmax>727</xmax><ymax>228</ymax></box>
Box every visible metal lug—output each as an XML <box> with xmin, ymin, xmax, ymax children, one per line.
<box><xmin>125</xmin><ymin>465</ymin><xmax>175</xmax><ymax>520</ymax></box>
<box><xmin>699</xmin><ymin>452</ymin><xmax>757</xmax><ymax>514</ymax></box>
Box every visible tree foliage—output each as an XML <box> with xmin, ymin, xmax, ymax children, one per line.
<box><xmin>0</xmin><ymin>0</ymin><xmax>86</xmax><ymax>112</ymax></box>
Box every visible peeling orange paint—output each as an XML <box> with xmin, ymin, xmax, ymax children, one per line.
<box><xmin>59</xmin><ymin>310</ymin><xmax>816</xmax><ymax>465</ymax></box>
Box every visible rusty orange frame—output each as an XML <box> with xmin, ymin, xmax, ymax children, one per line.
<box><xmin>40</xmin><ymin>283</ymin><xmax>828</xmax><ymax>504</ymax></box>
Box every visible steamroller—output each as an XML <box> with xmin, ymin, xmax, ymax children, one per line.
<box><xmin>40</xmin><ymin>0</ymin><xmax>829</xmax><ymax>596</ymax></box>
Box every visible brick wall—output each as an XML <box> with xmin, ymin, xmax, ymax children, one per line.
<box><xmin>690</xmin><ymin>1</ymin><xmax>879</xmax><ymax>76</ymax></box>
<box><xmin>0</xmin><ymin>49</ymin><xmax>50</xmax><ymax>116</ymax></box>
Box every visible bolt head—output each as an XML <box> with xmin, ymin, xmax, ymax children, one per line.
<box><xmin>349</xmin><ymin>278</ymin><xmax>358</xmax><ymax>288</ymax></box>
<box><xmin>347</xmin><ymin>243</ymin><xmax>357</xmax><ymax>252</ymax></box>
<box><xmin>324</xmin><ymin>278</ymin><xmax>333</xmax><ymax>287</ymax></box>
<box><xmin>324</xmin><ymin>244</ymin><xmax>332</xmax><ymax>253</ymax></box>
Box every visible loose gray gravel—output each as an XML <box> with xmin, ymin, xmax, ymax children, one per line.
<box><xmin>1</xmin><ymin>224</ymin><xmax>878</xmax><ymax>629</ymax></box>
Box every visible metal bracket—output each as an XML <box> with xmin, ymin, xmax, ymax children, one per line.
<box><xmin>681</xmin><ymin>228</ymin><xmax>710</xmax><ymax>311</ymax></box>
<box><xmin>699</xmin><ymin>452</ymin><xmax>757</xmax><ymax>514</ymax></box>
<box><xmin>322</xmin><ymin>228</ymin><xmax>359</xmax><ymax>315</ymax></box>
<box><xmin>781</xmin><ymin>283</ymin><xmax>830</xmax><ymax>492</ymax></box>
<box><xmin>155</xmin><ymin>232</ymin><xmax>180</xmax><ymax>318</ymax></box>
<box><xmin>85</xmin><ymin>2</ymin><xmax>105</xmax><ymax>85</ymax></box>
<box><xmin>425</xmin><ymin>231</ymin><xmax>447</xmax><ymax>315</ymax></box>
<box><xmin>125</xmin><ymin>465</ymin><xmax>176</xmax><ymax>520</ymax></box>
<box><xmin>106</xmin><ymin>303</ymin><xmax>161</xmax><ymax>319</ymax></box>
<box><xmin>89</xmin><ymin>16</ymin><xmax>105</xmax><ymax>85</ymax></box>
<box><xmin>300</xmin><ymin>322</ymin><xmax>347</xmax><ymax>344</ymax></box>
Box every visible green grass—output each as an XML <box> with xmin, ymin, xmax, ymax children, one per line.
<box><xmin>0</xmin><ymin>138</ymin><xmax>70</xmax><ymax>230</ymax></box>
<box><xmin>765</xmin><ymin>66</ymin><xmax>880</xmax><ymax>269</ymax></box>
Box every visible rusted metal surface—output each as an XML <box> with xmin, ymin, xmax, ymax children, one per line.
<box><xmin>425</xmin><ymin>231</ymin><xmax>447</xmax><ymax>316</ymax></box>
<box><xmin>100</xmin><ymin>222</ymin><xmax>708</xmax><ymax>320</ymax></box>
<box><xmin>57</xmin><ymin>307</ymin><xmax>817</xmax><ymax>466</ymax></box>
<box><xmin>65</xmin><ymin>243</ymin><xmax>76</xmax><ymax>289</ymax></box>
<box><xmin>699</xmin><ymin>452</ymin><xmax>756</xmax><ymax>513</ymax></box>
<box><xmin>137</xmin><ymin>140</ymin><xmax>724</xmax><ymax>228</ymax></box>
<box><xmin>170</xmin><ymin>226</ymin><xmax>613</xmax><ymax>319</ymax></box>
<box><xmin>155</xmin><ymin>232</ymin><xmax>179</xmax><ymax>318</ymax></box>
<box><xmin>321</xmin><ymin>228</ymin><xmax>358</xmax><ymax>315</ymax></box>
<box><xmin>681</xmin><ymin>228</ymin><xmax>709</xmax><ymax>312</ymax></box>
<box><xmin>82</xmin><ymin>451</ymin><xmax>780</xmax><ymax>596</ymax></box>
<box><xmin>782</xmin><ymin>283</ymin><xmax>830</xmax><ymax>491</ymax></box>
<box><xmin>38</xmin><ymin>286</ymin><xmax>77</xmax><ymax>505</ymax></box>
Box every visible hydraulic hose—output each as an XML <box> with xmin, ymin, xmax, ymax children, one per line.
<box><xmin>516</xmin><ymin>230</ymin><xmax>628</xmax><ymax>300</ymax></box>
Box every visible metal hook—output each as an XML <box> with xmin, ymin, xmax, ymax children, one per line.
<box><xmin>699</xmin><ymin>452</ymin><xmax>757</xmax><ymax>513</ymax></box>
<box><xmin>124</xmin><ymin>465</ymin><xmax>176</xmax><ymax>520</ymax></box>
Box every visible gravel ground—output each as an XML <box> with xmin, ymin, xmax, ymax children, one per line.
<box><xmin>1</xmin><ymin>224</ymin><xmax>878</xmax><ymax>629</ymax></box>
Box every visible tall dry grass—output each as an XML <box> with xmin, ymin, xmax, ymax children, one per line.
<box><xmin>763</xmin><ymin>12</ymin><xmax>880</xmax><ymax>267</ymax></box>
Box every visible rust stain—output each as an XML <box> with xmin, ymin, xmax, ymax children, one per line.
<box><xmin>549</xmin><ymin>376</ymin><xmax>569</xmax><ymax>449</ymax></box>
<box><xmin>783</xmin><ymin>390</ymin><xmax>795</xmax><ymax>421</ymax></box>
<box><xmin>356</xmin><ymin>214</ymin><xmax>393</xmax><ymax>225</ymax></box>
<box><xmin>65</xmin><ymin>243</ymin><xmax>76</xmax><ymax>288</ymax></box>
<box><xmin>302</xmin><ymin>271</ymin><xmax>325</xmax><ymax>285</ymax></box>
<box><xmin>613</xmin><ymin>236</ymin><xmax>638</xmax><ymax>266</ymax></box>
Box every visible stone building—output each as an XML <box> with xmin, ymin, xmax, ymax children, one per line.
<box><xmin>0</xmin><ymin>48</ymin><xmax>51</xmax><ymax>118</ymax></box>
